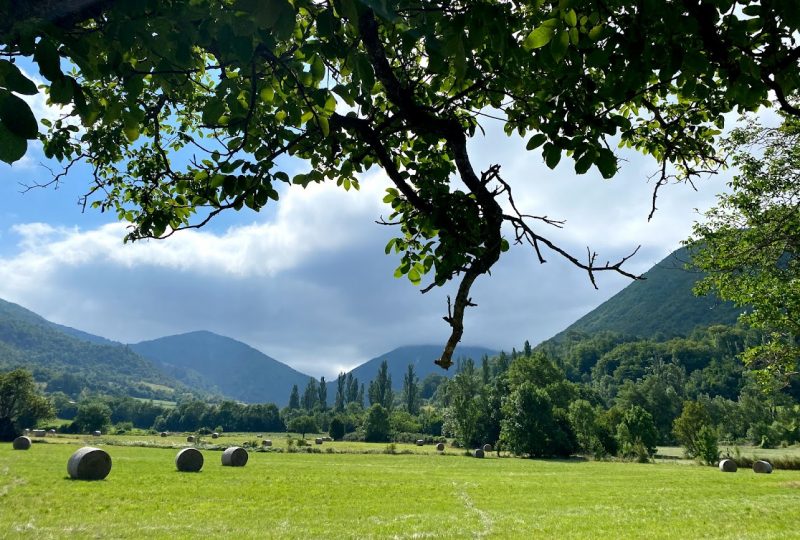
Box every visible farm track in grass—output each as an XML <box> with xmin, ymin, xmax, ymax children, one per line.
<box><xmin>2</xmin><ymin>442</ymin><xmax>800</xmax><ymax>539</ymax></box>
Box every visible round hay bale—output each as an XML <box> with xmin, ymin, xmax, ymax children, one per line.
<box><xmin>416</xmin><ymin>439</ymin><xmax>424</xmax><ymax>446</ymax></box>
<box><xmin>49</xmin><ymin>429</ymin><xmax>56</xmax><ymax>435</ymax></box>
<box><xmin>719</xmin><ymin>458</ymin><xmax>738</xmax><ymax>472</ymax></box>
<box><xmin>186</xmin><ymin>435</ymin><xmax>195</xmax><ymax>443</ymax></box>
<box><xmin>262</xmin><ymin>439</ymin><xmax>272</xmax><ymax>447</ymax></box>
<box><xmin>211</xmin><ymin>432</ymin><xmax>219</xmax><ymax>439</ymax></box>
<box><xmin>67</xmin><ymin>447</ymin><xmax>112</xmax><ymax>480</ymax></box>
<box><xmin>315</xmin><ymin>437</ymin><xmax>323</xmax><ymax>445</ymax></box>
<box><xmin>221</xmin><ymin>447</ymin><xmax>248</xmax><ymax>467</ymax></box>
<box><xmin>32</xmin><ymin>429</ymin><xmax>46</xmax><ymax>437</ymax></box>
<box><xmin>175</xmin><ymin>448</ymin><xmax>204</xmax><ymax>472</ymax></box>
<box><xmin>257</xmin><ymin>434</ymin><xmax>263</xmax><ymax>438</ymax></box>
<box><xmin>436</xmin><ymin>442</ymin><xmax>445</xmax><ymax>452</ymax></box>
<box><xmin>92</xmin><ymin>430</ymin><xmax>101</xmax><ymax>437</ymax></box>
<box><xmin>12</xmin><ymin>436</ymin><xmax>32</xmax><ymax>450</ymax></box>
<box><xmin>323</xmin><ymin>436</ymin><xmax>332</xmax><ymax>442</ymax></box>
<box><xmin>753</xmin><ymin>460</ymin><xmax>773</xmax><ymax>474</ymax></box>
<box><xmin>482</xmin><ymin>443</ymin><xmax>493</xmax><ymax>452</ymax></box>
<box><xmin>23</xmin><ymin>428</ymin><xmax>30</xmax><ymax>435</ymax></box>
<box><xmin>160</xmin><ymin>432</ymin><xmax>168</xmax><ymax>437</ymax></box>
<box><xmin>473</xmin><ymin>448</ymin><xmax>485</xmax><ymax>458</ymax></box>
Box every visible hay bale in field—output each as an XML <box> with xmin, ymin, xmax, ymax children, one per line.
<box><xmin>67</xmin><ymin>447</ymin><xmax>112</xmax><ymax>480</ymax></box>
<box><xmin>416</xmin><ymin>439</ymin><xmax>424</xmax><ymax>446</ymax></box>
<box><xmin>49</xmin><ymin>429</ymin><xmax>56</xmax><ymax>435</ymax></box>
<box><xmin>719</xmin><ymin>458</ymin><xmax>737</xmax><ymax>472</ymax></box>
<box><xmin>483</xmin><ymin>443</ymin><xmax>493</xmax><ymax>452</ymax></box>
<box><xmin>221</xmin><ymin>447</ymin><xmax>248</xmax><ymax>467</ymax></box>
<box><xmin>32</xmin><ymin>429</ymin><xmax>46</xmax><ymax>437</ymax></box>
<box><xmin>160</xmin><ymin>432</ymin><xmax>168</xmax><ymax>437</ymax></box>
<box><xmin>211</xmin><ymin>432</ymin><xmax>219</xmax><ymax>439</ymax></box>
<box><xmin>175</xmin><ymin>448</ymin><xmax>204</xmax><ymax>472</ymax></box>
<box><xmin>323</xmin><ymin>436</ymin><xmax>332</xmax><ymax>442</ymax></box>
<box><xmin>473</xmin><ymin>448</ymin><xmax>485</xmax><ymax>459</ymax></box>
<box><xmin>92</xmin><ymin>430</ymin><xmax>102</xmax><ymax>437</ymax></box>
<box><xmin>23</xmin><ymin>428</ymin><xmax>30</xmax><ymax>435</ymax></box>
<box><xmin>315</xmin><ymin>438</ymin><xmax>323</xmax><ymax>445</ymax></box>
<box><xmin>436</xmin><ymin>442</ymin><xmax>445</xmax><ymax>452</ymax></box>
<box><xmin>262</xmin><ymin>439</ymin><xmax>272</xmax><ymax>447</ymax></box>
<box><xmin>12</xmin><ymin>436</ymin><xmax>32</xmax><ymax>450</ymax></box>
<box><xmin>186</xmin><ymin>435</ymin><xmax>195</xmax><ymax>443</ymax></box>
<box><xmin>753</xmin><ymin>460</ymin><xmax>773</xmax><ymax>474</ymax></box>
<box><xmin>257</xmin><ymin>434</ymin><xmax>263</xmax><ymax>438</ymax></box>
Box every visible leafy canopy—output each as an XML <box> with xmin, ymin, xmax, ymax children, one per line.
<box><xmin>690</xmin><ymin>111</ymin><xmax>800</xmax><ymax>381</ymax></box>
<box><xmin>2</xmin><ymin>0</ymin><xmax>799</xmax><ymax>367</ymax></box>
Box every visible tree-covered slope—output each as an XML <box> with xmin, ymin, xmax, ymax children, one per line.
<box><xmin>0</xmin><ymin>298</ymin><xmax>184</xmax><ymax>399</ymax></box>
<box><xmin>130</xmin><ymin>331</ymin><xmax>312</xmax><ymax>405</ymax></box>
<box><xmin>343</xmin><ymin>345</ymin><xmax>499</xmax><ymax>391</ymax></box>
<box><xmin>548</xmin><ymin>246</ymin><xmax>744</xmax><ymax>342</ymax></box>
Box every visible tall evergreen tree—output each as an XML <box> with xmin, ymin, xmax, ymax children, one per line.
<box><xmin>481</xmin><ymin>355</ymin><xmax>491</xmax><ymax>385</ymax></box>
<box><xmin>369</xmin><ymin>360</ymin><xmax>393</xmax><ymax>410</ymax></box>
<box><xmin>303</xmin><ymin>378</ymin><xmax>319</xmax><ymax>411</ymax></box>
<box><xmin>335</xmin><ymin>372</ymin><xmax>346</xmax><ymax>412</ymax></box>
<box><xmin>402</xmin><ymin>364</ymin><xmax>420</xmax><ymax>415</ymax></box>
<box><xmin>346</xmin><ymin>373</ymin><xmax>358</xmax><ymax>403</ymax></box>
<box><xmin>357</xmin><ymin>384</ymin><xmax>365</xmax><ymax>408</ymax></box>
<box><xmin>318</xmin><ymin>377</ymin><xmax>327</xmax><ymax>410</ymax></box>
<box><xmin>288</xmin><ymin>385</ymin><xmax>300</xmax><ymax>410</ymax></box>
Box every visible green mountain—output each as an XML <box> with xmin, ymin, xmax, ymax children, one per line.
<box><xmin>339</xmin><ymin>344</ymin><xmax>499</xmax><ymax>392</ymax></box>
<box><xmin>548</xmin><ymin>246</ymin><xmax>744</xmax><ymax>342</ymax></box>
<box><xmin>0</xmin><ymin>298</ymin><xmax>185</xmax><ymax>399</ymax></box>
<box><xmin>130</xmin><ymin>331</ymin><xmax>312</xmax><ymax>405</ymax></box>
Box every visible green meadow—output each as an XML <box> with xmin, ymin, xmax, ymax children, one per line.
<box><xmin>2</xmin><ymin>438</ymin><xmax>800</xmax><ymax>539</ymax></box>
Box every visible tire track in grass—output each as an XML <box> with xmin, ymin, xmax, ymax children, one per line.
<box><xmin>452</xmin><ymin>481</ymin><xmax>493</xmax><ymax>538</ymax></box>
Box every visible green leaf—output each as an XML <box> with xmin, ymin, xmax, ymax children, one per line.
<box><xmin>523</xmin><ymin>22</ymin><xmax>557</xmax><ymax>50</ymax></box>
<box><xmin>543</xmin><ymin>143</ymin><xmax>562</xmax><ymax>169</ymax></box>
<box><xmin>564</xmin><ymin>9</ymin><xmax>578</xmax><ymax>27</ymax></box>
<box><xmin>596</xmin><ymin>148</ymin><xmax>617</xmax><ymax>178</ymax></box>
<box><xmin>574</xmin><ymin>153</ymin><xmax>593</xmax><ymax>174</ymax></box>
<box><xmin>49</xmin><ymin>76</ymin><xmax>74</xmax><ymax>104</ymax></box>
<box><xmin>588</xmin><ymin>24</ymin><xmax>604</xmax><ymax>41</ymax></box>
<box><xmin>0</xmin><ymin>60</ymin><xmax>38</xmax><ymax>95</ymax></box>
<box><xmin>0</xmin><ymin>90</ymin><xmax>38</xmax><ymax>139</ymax></box>
<box><xmin>550</xmin><ymin>30</ymin><xmax>570</xmax><ymax>62</ymax></box>
<box><xmin>0</xmin><ymin>121</ymin><xmax>27</xmax><ymax>163</ymax></box>
<box><xmin>317</xmin><ymin>115</ymin><xmax>330</xmax><ymax>137</ymax></box>
<box><xmin>526</xmin><ymin>133</ymin><xmax>547</xmax><ymax>150</ymax></box>
<box><xmin>34</xmin><ymin>39</ymin><xmax>62</xmax><ymax>82</ymax></box>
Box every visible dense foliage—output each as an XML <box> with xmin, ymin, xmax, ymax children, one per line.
<box><xmin>2</xmin><ymin>1</ymin><xmax>797</xmax><ymax>364</ymax></box>
<box><xmin>690</xmin><ymin>111</ymin><xmax>800</xmax><ymax>381</ymax></box>
<box><xmin>0</xmin><ymin>368</ymin><xmax>53</xmax><ymax>440</ymax></box>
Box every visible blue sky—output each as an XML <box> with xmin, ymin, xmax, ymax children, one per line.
<box><xmin>0</xmin><ymin>60</ymin><xmax>740</xmax><ymax>378</ymax></box>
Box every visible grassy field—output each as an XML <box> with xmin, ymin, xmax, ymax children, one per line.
<box><xmin>3</xmin><ymin>438</ymin><xmax>800</xmax><ymax>539</ymax></box>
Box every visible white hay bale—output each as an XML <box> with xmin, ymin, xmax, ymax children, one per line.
<box><xmin>483</xmin><ymin>443</ymin><xmax>493</xmax><ymax>452</ymax></box>
<box><xmin>23</xmin><ymin>428</ymin><xmax>30</xmax><ymax>435</ymax></box>
<box><xmin>315</xmin><ymin>438</ymin><xmax>323</xmax><ymax>445</ymax></box>
<box><xmin>416</xmin><ymin>439</ymin><xmax>424</xmax><ymax>446</ymax></box>
<box><xmin>473</xmin><ymin>448</ymin><xmax>485</xmax><ymax>459</ymax></box>
<box><xmin>67</xmin><ymin>447</ymin><xmax>112</xmax><ymax>480</ymax></box>
<box><xmin>436</xmin><ymin>442</ymin><xmax>445</xmax><ymax>452</ymax></box>
<box><xmin>32</xmin><ymin>429</ymin><xmax>46</xmax><ymax>437</ymax></box>
<box><xmin>48</xmin><ymin>429</ymin><xmax>56</xmax><ymax>436</ymax></box>
<box><xmin>257</xmin><ymin>434</ymin><xmax>263</xmax><ymax>438</ymax></box>
<box><xmin>175</xmin><ymin>448</ymin><xmax>204</xmax><ymax>472</ymax></box>
<box><xmin>92</xmin><ymin>430</ymin><xmax>102</xmax><ymax>437</ymax></box>
<box><xmin>12</xmin><ymin>436</ymin><xmax>32</xmax><ymax>450</ymax></box>
<box><xmin>160</xmin><ymin>432</ymin><xmax>168</xmax><ymax>437</ymax></box>
<box><xmin>186</xmin><ymin>435</ymin><xmax>195</xmax><ymax>443</ymax></box>
<box><xmin>262</xmin><ymin>439</ymin><xmax>272</xmax><ymax>447</ymax></box>
<box><xmin>211</xmin><ymin>432</ymin><xmax>219</xmax><ymax>439</ymax></box>
<box><xmin>719</xmin><ymin>458</ymin><xmax>738</xmax><ymax>472</ymax></box>
<box><xmin>323</xmin><ymin>436</ymin><xmax>332</xmax><ymax>442</ymax></box>
<box><xmin>753</xmin><ymin>460</ymin><xmax>773</xmax><ymax>474</ymax></box>
<box><xmin>221</xmin><ymin>447</ymin><xmax>248</xmax><ymax>467</ymax></box>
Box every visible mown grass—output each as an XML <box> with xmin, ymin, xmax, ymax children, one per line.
<box><xmin>2</xmin><ymin>442</ymin><xmax>800</xmax><ymax>539</ymax></box>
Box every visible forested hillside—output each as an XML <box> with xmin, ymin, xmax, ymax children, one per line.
<box><xmin>548</xmin><ymin>247</ymin><xmax>743</xmax><ymax>341</ymax></box>
<box><xmin>0</xmin><ymin>299</ymin><xmax>184</xmax><ymax>399</ymax></box>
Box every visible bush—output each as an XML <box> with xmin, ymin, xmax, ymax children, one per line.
<box><xmin>695</xmin><ymin>426</ymin><xmax>720</xmax><ymax>465</ymax></box>
<box><xmin>364</xmin><ymin>404</ymin><xmax>391</xmax><ymax>443</ymax></box>
<box><xmin>329</xmin><ymin>417</ymin><xmax>345</xmax><ymax>441</ymax></box>
<box><xmin>343</xmin><ymin>432</ymin><xmax>364</xmax><ymax>442</ymax></box>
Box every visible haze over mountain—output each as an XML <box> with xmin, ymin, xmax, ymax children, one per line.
<box><xmin>130</xmin><ymin>331</ymin><xmax>313</xmax><ymax>405</ymax></box>
<box><xmin>545</xmin><ymin>246</ymin><xmax>744</xmax><ymax>343</ymax></box>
